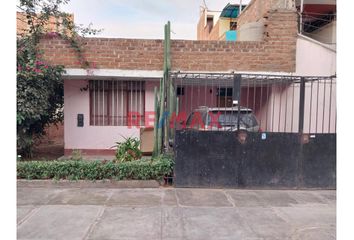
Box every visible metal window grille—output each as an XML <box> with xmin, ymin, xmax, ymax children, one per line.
<box><xmin>89</xmin><ymin>80</ymin><xmax>145</xmax><ymax>126</ymax></box>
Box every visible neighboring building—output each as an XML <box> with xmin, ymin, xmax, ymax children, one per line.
<box><xmin>197</xmin><ymin>4</ymin><xmax>247</xmax><ymax>41</ymax></box>
<box><xmin>197</xmin><ymin>0</ymin><xmax>336</xmax><ymax>76</ymax></box>
<box><xmin>34</xmin><ymin>0</ymin><xmax>335</xmax><ymax>156</ymax></box>
<box><xmin>297</xmin><ymin>0</ymin><xmax>336</xmax><ymax>45</ymax></box>
<box><xmin>295</xmin><ymin>0</ymin><xmax>336</xmax><ymax>76</ymax></box>
<box><xmin>197</xmin><ymin>7</ymin><xmax>221</xmax><ymax>40</ymax></box>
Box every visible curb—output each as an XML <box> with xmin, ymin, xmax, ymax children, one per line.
<box><xmin>17</xmin><ymin>179</ymin><xmax>161</xmax><ymax>188</ymax></box>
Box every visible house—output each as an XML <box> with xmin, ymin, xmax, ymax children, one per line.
<box><xmin>35</xmin><ymin>0</ymin><xmax>335</xmax><ymax>156</ymax></box>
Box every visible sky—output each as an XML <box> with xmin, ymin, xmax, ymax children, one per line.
<box><xmin>61</xmin><ymin>0</ymin><xmax>250</xmax><ymax>40</ymax></box>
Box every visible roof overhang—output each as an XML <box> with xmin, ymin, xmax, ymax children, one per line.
<box><xmin>220</xmin><ymin>3</ymin><xmax>247</xmax><ymax>19</ymax></box>
<box><xmin>296</xmin><ymin>0</ymin><xmax>336</xmax><ymax>5</ymax></box>
<box><xmin>63</xmin><ymin>68</ymin><xmax>163</xmax><ymax>81</ymax></box>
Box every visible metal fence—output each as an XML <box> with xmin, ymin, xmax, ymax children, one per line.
<box><xmin>169</xmin><ymin>72</ymin><xmax>336</xmax><ymax>134</ymax></box>
<box><xmin>299</xmin><ymin>11</ymin><xmax>336</xmax><ymax>45</ymax></box>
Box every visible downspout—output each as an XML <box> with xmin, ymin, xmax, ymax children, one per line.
<box><xmin>239</xmin><ymin>0</ymin><xmax>243</xmax><ymax>15</ymax></box>
<box><xmin>299</xmin><ymin>0</ymin><xmax>304</xmax><ymax>33</ymax></box>
<box><xmin>152</xmin><ymin>86</ymin><xmax>159</xmax><ymax>157</ymax></box>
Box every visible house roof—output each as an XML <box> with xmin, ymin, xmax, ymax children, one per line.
<box><xmin>220</xmin><ymin>3</ymin><xmax>247</xmax><ymax>19</ymax></box>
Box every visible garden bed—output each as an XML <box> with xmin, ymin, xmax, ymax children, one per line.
<box><xmin>17</xmin><ymin>156</ymin><xmax>174</xmax><ymax>181</ymax></box>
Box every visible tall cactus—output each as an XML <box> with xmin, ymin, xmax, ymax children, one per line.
<box><xmin>165</xmin><ymin>21</ymin><xmax>173</xmax><ymax>150</ymax></box>
<box><xmin>157</xmin><ymin>23</ymin><xmax>167</xmax><ymax>155</ymax></box>
<box><xmin>152</xmin><ymin>86</ymin><xmax>159</xmax><ymax>157</ymax></box>
<box><xmin>153</xmin><ymin>21</ymin><xmax>172</xmax><ymax>156</ymax></box>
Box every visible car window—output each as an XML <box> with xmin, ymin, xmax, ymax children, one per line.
<box><xmin>186</xmin><ymin>112</ymin><xmax>194</xmax><ymax>127</ymax></box>
<box><xmin>207</xmin><ymin>111</ymin><xmax>258</xmax><ymax>127</ymax></box>
<box><xmin>240</xmin><ymin>114</ymin><xmax>258</xmax><ymax>128</ymax></box>
<box><xmin>186</xmin><ymin>111</ymin><xmax>207</xmax><ymax>128</ymax></box>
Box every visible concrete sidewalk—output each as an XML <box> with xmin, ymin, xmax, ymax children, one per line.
<box><xmin>17</xmin><ymin>187</ymin><xmax>336</xmax><ymax>240</ymax></box>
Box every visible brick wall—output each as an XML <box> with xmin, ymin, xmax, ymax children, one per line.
<box><xmin>17</xmin><ymin>12</ymin><xmax>75</xmax><ymax>36</ymax></box>
<box><xmin>38</xmin><ymin>38</ymin><xmax>164</xmax><ymax>70</ymax></box>
<box><xmin>197</xmin><ymin>10</ymin><xmax>206</xmax><ymax>40</ymax></box>
<box><xmin>39</xmin><ymin>10</ymin><xmax>297</xmax><ymax>73</ymax></box>
<box><xmin>173</xmin><ymin>10</ymin><xmax>297</xmax><ymax>72</ymax></box>
<box><xmin>36</xmin><ymin>123</ymin><xmax>64</xmax><ymax>145</ymax></box>
<box><xmin>237</xmin><ymin>0</ymin><xmax>271</xmax><ymax>27</ymax></box>
<box><xmin>208</xmin><ymin>22</ymin><xmax>220</xmax><ymax>41</ymax></box>
<box><xmin>237</xmin><ymin>0</ymin><xmax>294</xmax><ymax>27</ymax></box>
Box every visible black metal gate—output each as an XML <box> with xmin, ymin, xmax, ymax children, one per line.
<box><xmin>170</xmin><ymin>73</ymin><xmax>336</xmax><ymax>188</ymax></box>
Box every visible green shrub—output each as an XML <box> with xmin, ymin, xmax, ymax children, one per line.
<box><xmin>17</xmin><ymin>155</ymin><xmax>174</xmax><ymax>181</ymax></box>
<box><xmin>70</xmin><ymin>149</ymin><xmax>83</xmax><ymax>161</ymax></box>
<box><xmin>113</xmin><ymin>137</ymin><xmax>142</xmax><ymax>162</ymax></box>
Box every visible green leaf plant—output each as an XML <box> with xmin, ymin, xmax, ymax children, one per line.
<box><xmin>112</xmin><ymin>136</ymin><xmax>143</xmax><ymax>163</ymax></box>
<box><xmin>17</xmin><ymin>0</ymin><xmax>102</xmax><ymax>157</ymax></box>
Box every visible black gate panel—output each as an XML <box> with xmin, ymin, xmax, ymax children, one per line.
<box><xmin>301</xmin><ymin>134</ymin><xmax>336</xmax><ymax>188</ymax></box>
<box><xmin>240</xmin><ymin>133</ymin><xmax>300</xmax><ymax>188</ymax></box>
<box><xmin>174</xmin><ymin>130</ymin><xmax>336</xmax><ymax>189</ymax></box>
<box><xmin>174</xmin><ymin>131</ymin><xmax>238</xmax><ymax>187</ymax></box>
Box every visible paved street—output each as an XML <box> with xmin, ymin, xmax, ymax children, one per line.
<box><xmin>17</xmin><ymin>187</ymin><xmax>336</xmax><ymax>240</ymax></box>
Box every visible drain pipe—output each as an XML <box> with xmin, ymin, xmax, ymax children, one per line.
<box><xmin>299</xmin><ymin>0</ymin><xmax>304</xmax><ymax>33</ymax></box>
<box><xmin>239</xmin><ymin>0</ymin><xmax>243</xmax><ymax>15</ymax></box>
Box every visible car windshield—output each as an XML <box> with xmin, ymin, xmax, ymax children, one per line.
<box><xmin>186</xmin><ymin>111</ymin><xmax>208</xmax><ymax>127</ymax></box>
<box><xmin>207</xmin><ymin>111</ymin><xmax>258</xmax><ymax>128</ymax></box>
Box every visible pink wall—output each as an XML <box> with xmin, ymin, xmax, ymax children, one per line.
<box><xmin>144</xmin><ymin>81</ymin><xmax>159</xmax><ymax>126</ymax></box>
<box><xmin>261</xmin><ymin>81</ymin><xmax>336</xmax><ymax>133</ymax></box>
<box><xmin>296</xmin><ymin>36</ymin><xmax>336</xmax><ymax>76</ymax></box>
<box><xmin>64</xmin><ymin>79</ymin><xmax>158</xmax><ymax>150</ymax></box>
<box><xmin>261</xmin><ymin>84</ymin><xmax>300</xmax><ymax>133</ymax></box>
<box><xmin>303</xmin><ymin>81</ymin><xmax>336</xmax><ymax>133</ymax></box>
<box><xmin>295</xmin><ymin>36</ymin><xmax>336</xmax><ymax>133</ymax></box>
<box><xmin>178</xmin><ymin>86</ymin><xmax>218</xmax><ymax>116</ymax></box>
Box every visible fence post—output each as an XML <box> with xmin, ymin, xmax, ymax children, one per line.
<box><xmin>298</xmin><ymin>77</ymin><xmax>305</xmax><ymax>133</ymax></box>
<box><xmin>297</xmin><ymin>76</ymin><xmax>306</xmax><ymax>187</ymax></box>
<box><xmin>233</xmin><ymin>74</ymin><xmax>242</xmax><ymax>130</ymax></box>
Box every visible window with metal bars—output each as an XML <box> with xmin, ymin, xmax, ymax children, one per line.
<box><xmin>89</xmin><ymin>80</ymin><xmax>145</xmax><ymax>126</ymax></box>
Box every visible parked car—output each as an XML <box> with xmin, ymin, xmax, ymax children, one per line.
<box><xmin>185</xmin><ymin>106</ymin><xmax>260</xmax><ymax>132</ymax></box>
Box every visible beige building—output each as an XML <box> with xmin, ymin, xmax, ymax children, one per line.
<box><xmin>197</xmin><ymin>4</ymin><xmax>245</xmax><ymax>41</ymax></box>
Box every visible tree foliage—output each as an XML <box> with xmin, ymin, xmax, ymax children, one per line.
<box><xmin>17</xmin><ymin>0</ymin><xmax>101</xmax><ymax>157</ymax></box>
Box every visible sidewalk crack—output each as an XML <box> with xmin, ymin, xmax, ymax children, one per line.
<box><xmin>223</xmin><ymin>190</ymin><xmax>236</xmax><ymax>207</ymax></box>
